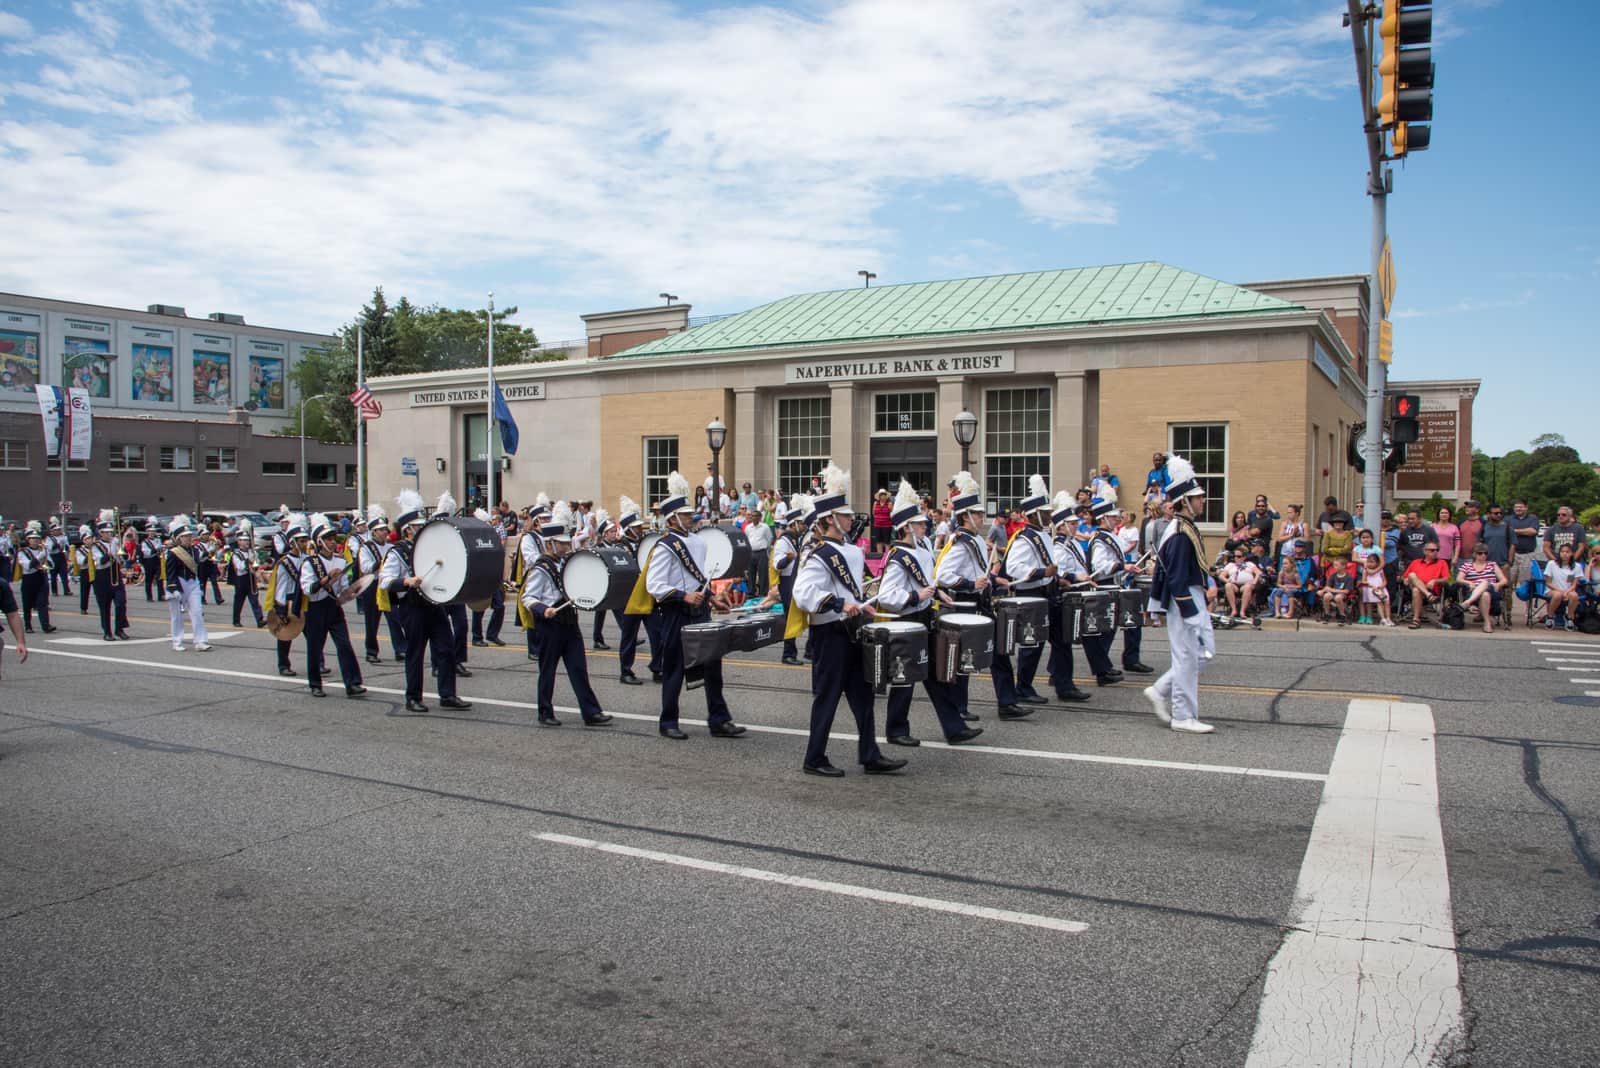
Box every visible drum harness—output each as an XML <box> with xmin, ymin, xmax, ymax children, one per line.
<box><xmin>532</xmin><ymin>556</ymin><xmax>578</xmax><ymax>627</ymax></box>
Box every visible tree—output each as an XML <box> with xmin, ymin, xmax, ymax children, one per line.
<box><xmin>1516</xmin><ymin>462</ymin><xmax>1600</xmax><ymax>523</ymax></box>
<box><xmin>1529</xmin><ymin>433</ymin><xmax>1568</xmax><ymax>450</ymax></box>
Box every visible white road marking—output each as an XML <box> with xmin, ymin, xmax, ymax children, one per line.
<box><xmin>1529</xmin><ymin>641</ymin><xmax>1600</xmax><ymax>649</ymax></box>
<box><xmin>1555</xmin><ymin>667</ymin><xmax>1600</xmax><ymax>672</ymax></box>
<box><xmin>1543</xmin><ymin>656</ymin><xmax>1600</xmax><ymax>663</ymax></box>
<box><xmin>49</xmin><ymin>631</ymin><xmax>242</xmax><ymax>647</ymax></box>
<box><xmin>534</xmin><ymin>831</ymin><xmax>1088</xmax><ymax>934</ymax></box>
<box><xmin>1565</xmin><ymin>678</ymin><xmax>1600</xmax><ymax>685</ymax></box>
<box><xmin>22</xmin><ymin>647</ymin><xmax>1325</xmax><ymax>783</ymax></box>
<box><xmin>1246</xmin><ymin>699</ymin><xmax>1462</xmax><ymax>1068</ymax></box>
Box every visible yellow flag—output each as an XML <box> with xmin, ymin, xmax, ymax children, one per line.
<box><xmin>623</xmin><ymin>555</ymin><xmax>654</xmax><ymax>616</ymax></box>
<box><xmin>784</xmin><ymin>600</ymin><xmax>809</xmax><ymax>640</ymax></box>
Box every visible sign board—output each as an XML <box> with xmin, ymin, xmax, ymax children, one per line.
<box><xmin>1377</xmin><ymin>318</ymin><xmax>1393</xmax><ymax>365</ymax></box>
<box><xmin>400</xmin><ymin>456</ymin><xmax>418</xmax><ymax>476</ymax></box>
<box><xmin>1378</xmin><ymin>238</ymin><xmax>1395</xmax><ymax>316</ymax></box>
<box><xmin>58</xmin><ymin>500</ymin><xmax>72</xmax><ymax>514</ymax></box>
<box><xmin>1394</xmin><ymin>410</ymin><xmax>1457</xmax><ymax>493</ymax></box>
<box><xmin>1311</xmin><ymin>343</ymin><xmax>1340</xmax><ymax>385</ymax></box>
<box><xmin>784</xmin><ymin>350</ymin><xmax>1013</xmax><ymax>385</ymax></box>
<box><xmin>410</xmin><ymin>382</ymin><xmax>545</xmax><ymax>407</ymax></box>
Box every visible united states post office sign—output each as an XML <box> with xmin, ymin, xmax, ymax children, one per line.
<box><xmin>784</xmin><ymin>350</ymin><xmax>1013</xmax><ymax>385</ymax></box>
<box><xmin>410</xmin><ymin>382</ymin><xmax>546</xmax><ymax>406</ymax></box>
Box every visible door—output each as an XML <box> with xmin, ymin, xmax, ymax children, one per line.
<box><xmin>870</xmin><ymin>436</ymin><xmax>938</xmax><ymax>501</ymax></box>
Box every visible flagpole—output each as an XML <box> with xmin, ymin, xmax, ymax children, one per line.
<box><xmin>485</xmin><ymin>291</ymin><xmax>496</xmax><ymax>515</ymax></box>
<box><xmin>355</xmin><ymin>328</ymin><xmax>365</xmax><ymax>517</ymax></box>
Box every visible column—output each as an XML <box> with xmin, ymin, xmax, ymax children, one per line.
<box><xmin>829</xmin><ymin>381</ymin><xmax>855</xmax><ymax>500</ymax></box>
<box><xmin>1054</xmin><ymin>371</ymin><xmax>1087</xmax><ymax>497</ymax></box>
<box><xmin>937</xmin><ymin>376</ymin><xmax>968</xmax><ymax>480</ymax></box>
<box><xmin>734</xmin><ymin>387</ymin><xmax>757</xmax><ymax>491</ymax></box>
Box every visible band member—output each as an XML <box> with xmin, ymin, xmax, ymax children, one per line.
<box><xmin>934</xmin><ymin>472</ymin><xmax>1030</xmax><ymax>720</ymax></box>
<box><xmin>470</xmin><ymin>508</ymin><xmax>507</xmax><ymax>648</ymax></box>
<box><xmin>1001</xmin><ymin>474</ymin><xmax>1059</xmax><ymax>708</ymax></box>
<box><xmin>47</xmin><ymin>519</ymin><xmax>70</xmax><ymax>596</ymax></box>
<box><xmin>15</xmin><ymin>524</ymin><xmax>55</xmax><ymax>634</ymax></box>
<box><xmin>197</xmin><ymin>528</ymin><xmax>225</xmax><ymax>605</ymax></box>
<box><xmin>772</xmin><ymin>495</ymin><xmax>811</xmax><ymax>665</ymax></box>
<box><xmin>790</xmin><ymin>464</ymin><xmax>904</xmax><ymax>777</ymax></box>
<box><xmin>0</xmin><ymin>566</ymin><xmax>26</xmax><ymax>679</ymax></box>
<box><xmin>643</xmin><ymin>471</ymin><xmax>747</xmax><ymax>741</ymax></box>
<box><xmin>134</xmin><ymin>524</ymin><xmax>162</xmax><ymax>601</ymax></box>
<box><xmin>380</xmin><ymin>490</ymin><xmax>470</xmax><ymax>713</ymax></box>
<box><xmin>879</xmin><ymin>481</ymin><xmax>982</xmax><ymax>747</ymax></box>
<box><xmin>0</xmin><ymin>523</ymin><xmax>13</xmax><ymax>589</ymax></box>
<box><xmin>354</xmin><ymin>505</ymin><xmax>392</xmax><ymax>664</ymax></box>
<box><xmin>1145</xmin><ymin>455</ymin><xmax>1217</xmax><ymax>734</ymax></box>
<box><xmin>162</xmin><ymin>517</ymin><xmax>210</xmax><ymax>651</ymax></box>
<box><xmin>429</xmin><ymin>493</ymin><xmax>472</xmax><ymax>679</ymax></box>
<box><xmin>614</xmin><ymin>496</ymin><xmax>651</xmax><ymax>685</ymax></box>
<box><xmin>265</xmin><ymin>513</ymin><xmax>305</xmax><ymax>676</ymax></box>
<box><xmin>514</xmin><ymin>494</ymin><xmax>550</xmax><ymax>663</ymax></box>
<box><xmin>1045</xmin><ymin>491</ymin><xmax>1093</xmax><ymax>701</ymax></box>
<box><xmin>270</xmin><ymin>505</ymin><xmax>293</xmax><ymax>559</ymax></box>
<box><xmin>226</xmin><ymin>522</ymin><xmax>266</xmax><ymax>627</ymax></box>
<box><xmin>73</xmin><ymin>525</ymin><xmax>92</xmax><ymax>614</ymax></box>
<box><xmin>1094</xmin><ymin>486</ymin><xmax>1155</xmax><ymax>676</ymax></box>
<box><xmin>519</xmin><ymin>502</ymin><xmax>611</xmax><ymax>727</ymax></box>
<box><xmin>300</xmin><ymin>514</ymin><xmax>366</xmax><ymax>698</ymax></box>
<box><xmin>89</xmin><ymin>511</ymin><xmax>131</xmax><ymax>641</ymax></box>
<box><xmin>588</xmin><ymin>509</ymin><xmax>615</xmax><ymax>650</ymax></box>
<box><xmin>1082</xmin><ymin>487</ymin><xmax>1134</xmax><ymax>686</ymax></box>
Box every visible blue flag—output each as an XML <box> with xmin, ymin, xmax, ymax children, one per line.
<box><xmin>492</xmin><ymin>379</ymin><xmax>519</xmax><ymax>456</ymax></box>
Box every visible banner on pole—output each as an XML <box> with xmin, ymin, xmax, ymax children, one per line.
<box><xmin>492</xmin><ymin>379</ymin><xmax>519</xmax><ymax>456</ymax></box>
<box><xmin>67</xmin><ymin>387</ymin><xmax>93</xmax><ymax>461</ymax></box>
<box><xmin>35</xmin><ymin>384</ymin><xmax>63</xmax><ymax>457</ymax></box>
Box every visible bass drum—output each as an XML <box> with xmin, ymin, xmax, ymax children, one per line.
<box><xmin>561</xmin><ymin>545</ymin><xmax>641</xmax><ymax>613</ymax></box>
<box><xmin>636</xmin><ymin>531</ymin><xmax>662</xmax><ymax>570</ymax></box>
<box><xmin>700</xmin><ymin>523</ymin><xmax>751</xmax><ymax>581</ymax></box>
<box><xmin>412</xmin><ymin>516</ymin><xmax>504</xmax><ymax>606</ymax></box>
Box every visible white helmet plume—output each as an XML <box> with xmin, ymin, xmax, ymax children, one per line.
<box><xmin>822</xmin><ymin>462</ymin><xmax>849</xmax><ymax>497</ymax></box>
<box><xmin>788</xmin><ymin>492</ymin><xmax>813</xmax><ymax>520</ymax></box>
<box><xmin>435</xmin><ymin>491</ymin><xmax>458</xmax><ymax>517</ymax></box>
<box><xmin>893</xmin><ymin>479</ymin><xmax>921</xmax><ymax>512</ymax></box>
<box><xmin>1097</xmin><ymin>481</ymin><xmax>1118</xmax><ymax>508</ymax></box>
<box><xmin>396</xmin><ymin>488</ymin><xmax>424</xmax><ymax>515</ymax></box>
<box><xmin>1028</xmin><ymin>473</ymin><xmax>1050</xmax><ymax>503</ymax></box>
<box><xmin>1165</xmin><ymin>454</ymin><xmax>1199</xmax><ymax>492</ymax></box>
<box><xmin>619</xmin><ymin>495</ymin><xmax>640</xmax><ymax>518</ymax></box>
<box><xmin>953</xmin><ymin>470</ymin><xmax>980</xmax><ymax>497</ymax></box>
<box><xmin>366</xmin><ymin>502</ymin><xmax>388</xmax><ymax>525</ymax></box>
<box><xmin>667</xmin><ymin>471</ymin><xmax>691</xmax><ymax>500</ymax></box>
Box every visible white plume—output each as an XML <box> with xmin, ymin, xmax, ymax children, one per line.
<box><xmin>288</xmin><ymin>512</ymin><xmax>308</xmax><ymax>532</ymax></box>
<box><xmin>953</xmin><ymin>470</ymin><xmax>980</xmax><ymax>497</ymax></box>
<box><xmin>893</xmin><ymin>479</ymin><xmax>921</xmax><ymax>511</ymax></box>
<box><xmin>366</xmin><ymin>503</ymin><xmax>388</xmax><ymax>524</ymax></box>
<box><xmin>308</xmin><ymin>512</ymin><xmax>330</xmax><ymax>535</ymax></box>
<box><xmin>1028</xmin><ymin>473</ymin><xmax>1050</xmax><ymax>502</ymax></box>
<box><xmin>822</xmin><ymin>462</ymin><xmax>849</xmax><ymax>497</ymax></box>
<box><xmin>1165</xmin><ymin>454</ymin><xmax>1197</xmax><ymax>489</ymax></box>
<box><xmin>594</xmin><ymin>508</ymin><xmax>610</xmax><ymax>528</ymax></box>
<box><xmin>166</xmin><ymin>515</ymin><xmax>188</xmax><ymax>535</ymax></box>
<box><xmin>238</xmin><ymin>519</ymin><xmax>254</xmax><ymax>537</ymax></box>
<box><xmin>78</xmin><ymin>524</ymin><xmax>92</xmax><ymax>538</ymax></box>
<box><xmin>97</xmin><ymin>508</ymin><xmax>116</xmax><ymax>525</ymax></box>
<box><xmin>1052</xmin><ymin>490</ymin><xmax>1074</xmax><ymax>516</ymax></box>
<box><xmin>619</xmin><ymin>495</ymin><xmax>640</xmax><ymax>519</ymax></box>
<box><xmin>667</xmin><ymin>470</ymin><xmax>690</xmax><ymax>500</ymax></box>
<box><xmin>396</xmin><ymin>488</ymin><xmax>424</xmax><ymax>516</ymax></box>
<box><xmin>550</xmin><ymin>500</ymin><xmax>575</xmax><ymax>530</ymax></box>
<box><xmin>436</xmin><ymin>491</ymin><xmax>457</xmax><ymax>517</ymax></box>
<box><xmin>1097</xmin><ymin>481</ymin><xmax>1118</xmax><ymax>508</ymax></box>
<box><xmin>474</xmin><ymin>508</ymin><xmax>491</xmax><ymax>522</ymax></box>
<box><xmin>788</xmin><ymin>493</ymin><xmax>813</xmax><ymax>520</ymax></box>
<box><xmin>278</xmin><ymin>503</ymin><xmax>290</xmax><ymax>518</ymax></box>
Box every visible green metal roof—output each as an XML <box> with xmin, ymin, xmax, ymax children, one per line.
<box><xmin>611</xmin><ymin>261</ymin><xmax>1301</xmax><ymax>359</ymax></box>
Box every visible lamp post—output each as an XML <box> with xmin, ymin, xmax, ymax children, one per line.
<box><xmin>299</xmin><ymin>392</ymin><xmax>330</xmax><ymax>512</ymax></box>
<box><xmin>952</xmin><ymin>409</ymin><xmax>978</xmax><ymax>472</ymax></box>
<box><xmin>706</xmin><ymin>417</ymin><xmax>728</xmax><ymax>521</ymax></box>
<box><xmin>858</xmin><ymin>270</ymin><xmax>876</xmax><ymax>288</ymax></box>
<box><xmin>660</xmin><ymin>292</ymin><xmax>678</xmax><ymax>306</ymax></box>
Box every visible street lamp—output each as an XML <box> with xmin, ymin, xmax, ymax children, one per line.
<box><xmin>706</xmin><ymin>417</ymin><xmax>727</xmax><ymax>520</ymax></box>
<box><xmin>660</xmin><ymin>292</ymin><xmax>678</xmax><ymax>305</ymax></box>
<box><xmin>299</xmin><ymin>392</ymin><xmax>330</xmax><ymax>511</ymax></box>
<box><xmin>952</xmin><ymin>409</ymin><xmax>978</xmax><ymax>471</ymax></box>
<box><xmin>858</xmin><ymin>270</ymin><xmax>876</xmax><ymax>288</ymax></box>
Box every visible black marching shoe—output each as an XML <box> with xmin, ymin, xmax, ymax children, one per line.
<box><xmin>946</xmin><ymin>727</ymin><xmax>985</xmax><ymax>745</ymax></box>
<box><xmin>1095</xmin><ymin>673</ymin><xmax>1123</xmax><ymax>687</ymax></box>
<box><xmin>42</xmin><ymin>624</ymin><xmax>57</xmax><ymax>633</ymax></box>
<box><xmin>366</xmin><ymin>655</ymin><xmax>383</xmax><ymax>666</ymax></box>
<box><xmin>960</xmin><ymin>710</ymin><xmax>981</xmax><ymax>722</ymax></box>
<box><xmin>593</xmin><ymin>639</ymin><xmax>610</xmax><ymax>650</ymax></box>
<box><xmin>309</xmin><ymin>688</ymin><xmax>326</xmax><ymax>698</ymax></box>
<box><xmin>439</xmin><ymin>696</ymin><xmax>472</xmax><ymax>710</ymax></box>
<box><xmin>471</xmin><ymin>639</ymin><xmax>488</xmax><ymax>648</ymax></box>
<box><xmin>887</xmin><ymin>735</ymin><xmax>921</xmax><ymax>747</ymax></box>
<box><xmin>488</xmin><ymin>638</ymin><xmax>506</xmax><ymax>647</ymax></box>
<box><xmin>651</xmin><ymin>671</ymin><xmax>664</xmax><ymax>683</ymax></box>
<box><xmin>620</xmin><ymin>672</ymin><xmax>643</xmax><ymax>686</ymax></box>
<box><xmin>455</xmin><ymin>664</ymin><xmax>472</xmax><ymax>678</ymax></box>
<box><xmin>405</xmin><ymin>699</ymin><xmax>429</xmax><ymax>713</ymax></box>
<box><xmin>1057</xmin><ymin>687</ymin><xmax>1091</xmax><ymax>702</ymax></box>
<box><xmin>863</xmin><ymin>756</ymin><xmax>908</xmax><ymax>774</ymax></box>
<box><xmin>279</xmin><ymin>667</ymin><xmax>298</xmax><ymax>677</ymax></box>
<box><xmin>708</xmin><ymin>721</ymin><xmax>747</xmax><ymax>738</ymax></box>
<box><xmin>346</xmin><ymin>685</ymin><xmax>367</xmax><ymax>698</ymax></box>
<box><xmin>1122</xmin><ymin>662</ymin><xmax>1155</xmax><ymax>674</ymax></box>
<box><xmin>781</xmin><ymin>655</ymin><xmax>801</xmax><ymax>666</ymax></box>
<box><xmin>583</xmin><ymin>713</ymin><xmax>614</xmax><ymax>726</ymax></box>
<box><xmin>394</xmin><ymin>655</ymin><xmax>406</xmax><ymax>662</ymax></box>
<box><xmin>24</xmin><ymin>627</ymin><xmax>32</xmax><ymax>634</ymax></box>
<box><xmin>1018</xmin><ymin>693</ymin><xmax>1049</xmax><ymax>705</ymax></box>
<box><xmin>528</xmin><ymin>653</ymin><xmax>540</xmax><ymax>662</ymax></box>
<box><xmin>116</xmin><ymin>630</ymin><xmax>131</xmax><ymax>640</ymax></box>
<box><xmin>803</xmin><ymin>761</ymin><xmax>845</xmax><ymax>777</ymax></box>
<box><xmin>997</xmin><ymin>705</ymin><xmax>1034</xmax><ymax>720</ymax></box>
<box><xmin>103</xmin><ymin>633</ymin><xmax>116</xmax><ymax>642</ymax></box>
<box><xmin>537</xmin><ymin>713</ymin><xmax>562</xmax><ymax>727</ymax></box>
<box><xmin>660</xmin><ymin>727</ymin><xmax>689</xmax><ymax>740</ymax></box>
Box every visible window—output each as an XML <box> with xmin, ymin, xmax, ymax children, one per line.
<box><xmin>345</xmin><ymin>464</ymin><xmax>358</xmax><ymax>488</ymax></box>
<box><xmin>873</xmin><ymin>391</ymin><xmax>935</xmax><ymax>434</ymax></box>
<box><xmin>160</xmin><ymin>445</ymin><xmax>194</xmax><ymax>472</ymax></box>
<box><xmin>307</xmin><ymin>462</ymin><xmax>337</xmax><ymax>485</ymax></box>
<box><xmin>644</xmin><ymin>436</ymin><xmax>679</xmax><ymax>508</ymax></box>
<box><xmin>983</xmin><ymin>387</ymin><xmax>1051</xmax><ymax>509</ymax></box>
<box><xmin>0</xmin><ymin>440</ymin><xmax>27</xmax><ymax>470</ymax></box>
<box><xmin>45</xmin><ymin>456</ymin><xmax>88</xmax><ymax>471</ymax></box>
<box><xmin>108</xmin><ymin>444</ymin><xmax>146</xmax><ymax>471</ymax></box>
<box><xmin>204</xmin><ymin>447</ymin><xmax>238</xmax><ymax>473</ymax></box>
<box><xmin>262</xmin><ymin>460</ymin><xmax>296</xmax><ymax>476</ymax></box>
<box><xmin>777</xmin><ymin>396</ymin><xmax>830</xmax><ymax>497</ymax></box>
<box><xmin>1170</xmin><ymin>423</ymin><xmax>1227</xmax><ymax>525</ymax></box>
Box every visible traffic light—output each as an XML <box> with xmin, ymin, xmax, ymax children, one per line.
<box><xmin>1378</xmin><ymin>2</ymin><xmax>1434</xmax><ymax>156</ymax></box>
<box><xmin>1385</xmin><ymin>441</ymin><xmax>1408</xmax><ymax>474</ymax></box>
<box><xmin>1391</xmin><ymin>393</ymin><xmax>1421</xmax><ymax>444</ymax></box>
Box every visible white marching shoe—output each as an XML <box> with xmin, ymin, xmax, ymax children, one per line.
<box><xmin>172</xmin><ymin>643</ymin><xmax>185</xmax><ymax>652</ymax></box>
<box><xmin>1142</xmin><ymin>686</ymin><xmax>1171</xmax><ymax>725</ymax></box>
<box><xmin>194</xmin><ymin>643</ymin><xmax>213</xmax><ymax>652</ymax></box>
<box><xmin>1170</xmin><ymin>718</ymin><xmax>1216</xmax><ymax>734</ymax></box>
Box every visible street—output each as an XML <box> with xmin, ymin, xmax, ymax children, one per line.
<box><xmin>3</xmin><ymin>606</ymin><xmax>1597</xmax><ymax>1067</ymax></box>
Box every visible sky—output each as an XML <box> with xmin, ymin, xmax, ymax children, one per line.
<box><xmin>1</xmin><ymin>0</ymin><xmax>1594</xmax><ymax>457</ymax></box>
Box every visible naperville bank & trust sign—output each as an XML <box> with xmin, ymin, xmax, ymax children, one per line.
<box><xmin>783</xmin><ymin>350</ymin><xmax>1014</xmax><ymax>385</ymax></box>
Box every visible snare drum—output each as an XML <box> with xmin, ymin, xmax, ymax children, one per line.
<box><xmin>699</xmin><ymin>524</ymin><xmax>752</xmax><ymax>580</ymax></box>
<box><xmin>725</xmin><ymin>612</ymin><xmax>781</xmax><ymax>653</ymax></box>
<box><xmin>1115</xmin><ymin>588</ymin><xmax>1146</xmax><ymax>630</ymax></box>
<box><xmin>933</xmin><ymin>612</ymin><xmax>995</xmax><ymax>682</ymax></box>
<box><xmin>560</xmin><ymin>545</ymin><xmax>640</xmax><ymax>613</ymax></box>
<box><xmin>1072</xmin><ymin>590</ymin><xmax>1117</xmax><ymax>642</ymax></box>
<box><xmin>412</xmin><ymin>516</ymin><xmax>504</xmax><ymax>606</ymax></box>
<box><xmin>859</xmin><ymin>620</ymin><xmax>929</xmax><ymax>692</ymax></box>
<box><xmin>681</xmin><ymin>621</ymin><xmax>732</xmax><ymax>670</ymax></box>
<box><xmin>993</xmin><ymin>596</ymin><xmax>1049</xmax><ymax>653</ymax></box>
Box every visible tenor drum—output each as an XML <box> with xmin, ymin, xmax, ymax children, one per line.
<box><xmin>412</xmin><ymin>516</ymin><xmax>503</xmax><ymax>607</ymax></box>
<box><xmin>699</xmin><ymin>524</ymin><xmax>752</xmax><ymax>581</ymax></box>
<box><xmin>993</xmin><ymin>596</ymin><xmax>1049</xmax><ymax>653</ymax></box>
<box><xmin>933</xmin><ymin>612</ymin><xmax>995</xmax><ymax>683</ymax></box>
<box><xmin>859</xmin><ymin>620</ymin><xmax>929</xmax><ymax>692</ymax></box>
<box><xmin>681</xmin><ymin>621</ymin><xmax>732</xmax><ymax>670</ymax></box>
<box><xmin>1115</xmin><ymin>588</ymin><xmax>1146</xmax><ymax>630</ymax></box>
<box><xmin>561</xmin><ymin>545</ymin><xmax>641</xmax><ymax>613</ymax></box>
<box><xmin>636</xmin><ymin>531</ymin><xmax>662</xmax><ymax>570</ymax></box>
<box><xmin>725</xmin><ymin>612</ymin><xmax>781</xmax><ymax>653</ymax></box>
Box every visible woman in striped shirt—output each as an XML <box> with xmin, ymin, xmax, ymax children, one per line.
<box><xmin>1455</xmin><ymin>544</ymin><xmax>1507</xmax><ymax>633</ymax></box>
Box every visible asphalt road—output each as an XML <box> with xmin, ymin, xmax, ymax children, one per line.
<box><xmin>1</xmin><ymin>600</ymin><xmax>1596</xmax><ymax>1066</ymax></box>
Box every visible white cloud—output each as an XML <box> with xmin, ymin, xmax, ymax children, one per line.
<box><xmin>0</xmin><ymin>0</ymin><xmax>1346</xmax><ymax>338</ymax></box>
<box><xmin>0</xmin><ymin>12</ymin><xmax>33</xmax><ymax>38</ymax></box>
<box><xmin>282</xmin><ymin>0</ymin><xmax>332</xmax><ymax>36</ymax></box>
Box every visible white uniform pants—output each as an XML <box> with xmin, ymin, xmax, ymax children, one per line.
<box><xmin>1153</xmin><ymin>584</ymin><xmax>1212</xmax><ymax>723</ymax></box>
<box><xmin>168</xmin><ymin>577</ymin><xmax>208</xmax><ymax>646</ymax></box>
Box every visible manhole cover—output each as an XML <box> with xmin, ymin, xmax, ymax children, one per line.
<box><xmin>1555</xmin><ymin>695</ymin><xmax>1600</xmax><ymax>707</ymax></box>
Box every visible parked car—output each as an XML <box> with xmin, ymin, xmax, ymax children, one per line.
<box><xmin>200</xmin><ymin>510</ymin><xmax>276</xmax><ymax>550</ymax></box>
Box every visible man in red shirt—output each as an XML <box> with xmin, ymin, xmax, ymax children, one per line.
<box><xmin>1402</xmin><ymin>541</ymin><xmax>1451</xmax><ymax>628</ymax></box>
<box><xmin>1457</xmin><ymin>500</ymin><xmax>1484</xmax><ymax>558</ymax></box>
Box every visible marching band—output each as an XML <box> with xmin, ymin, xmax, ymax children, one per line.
<box><xmin>0</xmin><ymin>454</ymin><xmax>1215</xmax><ymax>766</ymax></box>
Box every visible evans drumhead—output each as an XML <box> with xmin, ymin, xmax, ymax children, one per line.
<box><xmin>635</xmin><ymin>531</ymin><xmax>662</xmax><ymax>570</ymax></box>
<box><xmin>412</xmin><ymin>516</ymin><xmax>504</xmax><ymax>606</ymax></box>
<box><xmin>699</xmin><ymin>524</ymin><xmax>752</xmax><ymax>581</ymax></box>
<box><xmin>560</xmin><ymin>546</ymin><xmax>640</xmax><ymax>613</ymax></box>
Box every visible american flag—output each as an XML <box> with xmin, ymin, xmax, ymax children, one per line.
<box><xmin>349</xmin><ymin>383</ymin><xmax>382</xmax><ymax>420</ymax></box>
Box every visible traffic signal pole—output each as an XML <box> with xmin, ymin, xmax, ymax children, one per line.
<box><xmin>1350</xmin><ymin>0</ymin><xmax>1390</xmax><ymax>534</ymax></box>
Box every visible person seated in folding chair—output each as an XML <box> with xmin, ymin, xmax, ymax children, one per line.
<box><xmin>1454</xmin><ymin>544</ymin><xmax>1507</xmax><ymax>634</ymax></box>
<box><xmin>1318</xmin><ymin>557</ymin><xmax>1357</xmax><ymax>626</ymax></box>
<box><xmin>1400</xmin><ymin>541</ymin><xmax>1451</xmax><ymax>629</ymax></box>
<box><xmin>1542</xmin><ymin>543</ymin><xmax>1584</xmax><ymax>632</ymax></box>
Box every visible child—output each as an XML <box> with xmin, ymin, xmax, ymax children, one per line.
<box><xmin>1320</xmin><ymin>559</ymin><xmax>1356</xmax><ymax>624</ymax></box>
<box><xmin>1360</xmin><ymin>551</ymin><xmax>1393</xmax><ymax>626</ymax></box>
<box><xmin>1544</xmin><ymin>544</ymin><xmax>1582</xmax><ymax>631</ymax></box>
<box><xmin>1272</xmin><ymin>559</ymin><xmax>1302</xmax><ymax>618</ymax></box>
<box><xmin>1353</xmin><ymin>528</ymin><xmax>1380</xmax><ymax>567</ymax></box>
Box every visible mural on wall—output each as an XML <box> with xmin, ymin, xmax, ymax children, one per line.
<box><xmin>62</xmin><ymin>337</ymin><xmax>112</xmax><ymax>398</ymax></box>
<box><xmin>193</xmin><ymin>349</ymin><xmax>232</xmax><ymax>406</ymax></box>
<box><xmin>249</xmin><ymin>354</ymin><xmax>284</xmax><ymax>410</ymax></box>
<box><xmin>131</xmin><ymin>343</ymin><xmax>176</xmax><ymax>403</ymax></box>
<box><xmin>0</xmin><ymin>329</ymin><xmax>40</xmax><ymax>393</ymax></box>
